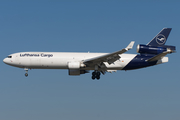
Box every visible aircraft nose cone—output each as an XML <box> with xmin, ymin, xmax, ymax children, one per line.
<box><xmin>3</xmin><ymin>58</ymin><xmax>8</xmax><ymax>64</ymax></box>
<box><xmin>3</xmin><ymin>58</ymin><xmax>6</xmax><ymax>63</ymax></box>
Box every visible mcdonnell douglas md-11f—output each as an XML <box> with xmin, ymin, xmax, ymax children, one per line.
<box><xmin>3</xmin><ymin>28</ymin><xmax>176</xmax><ymax>80</ymax></box>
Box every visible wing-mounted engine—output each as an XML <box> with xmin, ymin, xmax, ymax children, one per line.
<box><xmin>137</xmin><ymin>44</ymin><xmax>176</xmax><ymax>55</ymax></box>
<box><xmin>68</xmin><ymin>62</ymin><xmax>88</xmax><ymax>75</ymax></box>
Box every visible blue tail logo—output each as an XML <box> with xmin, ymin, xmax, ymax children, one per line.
<box><xmin>156</xmin><ymin>34</ymin><xmax>166</xmax><ymax>45</ymax></box>
<box><xmin>147</xmin><ymin>28</ymin><xmax>172</xmax><ymax>46</ymax></box>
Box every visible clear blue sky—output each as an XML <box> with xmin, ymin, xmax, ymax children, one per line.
<box><xmin>0</xmin><ymin>1</ymin><xmax>179</xmax><ymax>120</ymax></box>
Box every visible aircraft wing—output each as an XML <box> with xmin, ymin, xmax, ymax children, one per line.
<box><xmin>146</xmin><ymin>49</ymin><xmax>175</xmax><ymax>62</ymax></box>
<box><xmin>83</xmin><ymin>41</ymin><xmax>135</xmax><ymax>66</ymax></box>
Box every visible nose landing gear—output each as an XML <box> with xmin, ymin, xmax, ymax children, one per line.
<box><xmin>92</xmin><ymin>71</ymin><xmax>101</xmax><ymax>80</ymax></box>
<box><xmin>25</xmin><ymin>73</ymin><xmax>28</xmax><ymax>77</ymax></box>
<box><xmin>24</xmin><ymin>68</ymin><xmax>28</xmax><ymax>77</ymax></box>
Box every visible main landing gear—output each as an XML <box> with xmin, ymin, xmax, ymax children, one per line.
<box><xmin>92</xmin><ymin>71</ymin><xmax>101</xmax><ymax>80</ymax></box>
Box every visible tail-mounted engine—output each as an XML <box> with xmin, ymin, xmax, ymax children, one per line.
<box><xmin>137</xmin><ymin>44</ymin><xmax>176</xmax><ymax>54</ymax></box>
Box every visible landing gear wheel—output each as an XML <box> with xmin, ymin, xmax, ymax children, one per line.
<box><xmin>92</xmin><ymin>76</ymin><xmax>96</xmax><ymax>80</ymax></box>
<box><xmin>25</xmin><ymin>73</ymin><xmax>28</xmax><ymax>77</ymax></box>
<box><xmin>97</xmin><ymin>72</ymin><xmax>101</xmax><ymax>76</ymax></box>
<box><xmin>92</xmin><ymin>72</ymin><xmax>96</xmax><ymax>76</ymax></box>
<box><xmin>24</xmin><ymin>68</ymin><xmax>29</xmax><ymax>77</ymax></box>
<box><xmin>96</xmin><ymin>76</ymin><xmax>100</xmax><ymax>80</ymax></box>
<box><xmin>91</xmin><ymin>71</ymin><xmax>101</xmax><ymax>80</ymax></box>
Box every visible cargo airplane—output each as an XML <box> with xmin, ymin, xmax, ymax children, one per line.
<box><xmin>3</xmin><ymin>28</ymin><xmax>176</xmax><ymax>80</ymax></box>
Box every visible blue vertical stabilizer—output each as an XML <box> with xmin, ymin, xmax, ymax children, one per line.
<box><xmin>147</xmin><ymin>28</ymin><xmax>172</xmax><ymax>46</ymax></box>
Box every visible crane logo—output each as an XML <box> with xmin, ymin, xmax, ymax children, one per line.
<box><xmin>156</xmin><ymin>34</ymin><xmax>166</xmax><ymax>45</ymax></box>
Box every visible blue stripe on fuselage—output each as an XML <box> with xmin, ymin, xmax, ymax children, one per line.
<box><xmin>123</xmin><ymin>54</ymin><xmax>158</xmax><ymax>70</ymax></box>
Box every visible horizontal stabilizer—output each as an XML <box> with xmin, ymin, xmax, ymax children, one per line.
<box><xmin>146</xmin><ymin>49</ymin><xmax>175</xmax><ymax>62</ymax></box>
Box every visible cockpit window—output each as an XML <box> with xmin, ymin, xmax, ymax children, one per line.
<box><xmin>7</xmin><ymin>56</ymin><xmax>12</xmax><ymax>58</ymax></box>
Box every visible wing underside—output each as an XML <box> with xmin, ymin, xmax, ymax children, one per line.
<box><xmin>83</xmin><ymin>41</ymin><xmax>135</xmax><ymax>73</ymax></box>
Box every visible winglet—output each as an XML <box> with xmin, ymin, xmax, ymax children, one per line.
<box><xmin>126</xmin><ymin>41</ymin><xmax>135</xmax><ymax>50</ymax></box>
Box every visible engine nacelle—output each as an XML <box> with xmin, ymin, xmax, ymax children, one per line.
<box><xmin>68</xmin><ymin>69</ymin><xmax>89</xmax><ymax>76</ymax></box>
<box><xmin>68</xmin><ymin>62</ymin><xmax>80</xmax><ymax>69</ymax></box>
<box><xmin>137</xmin><ymin>44</ymin><xmax>175</xmax><ymax>54</ymax></box>
<box><xmin>68</xmin><ymin>62</ymin><xmax>88</xmax><ymax>75</ymax></box>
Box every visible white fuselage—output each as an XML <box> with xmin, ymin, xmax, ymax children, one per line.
<box><xmin>3</xmin><ymin>52</ymin><xmax>137</xmax><ymax>70</ymax></box>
